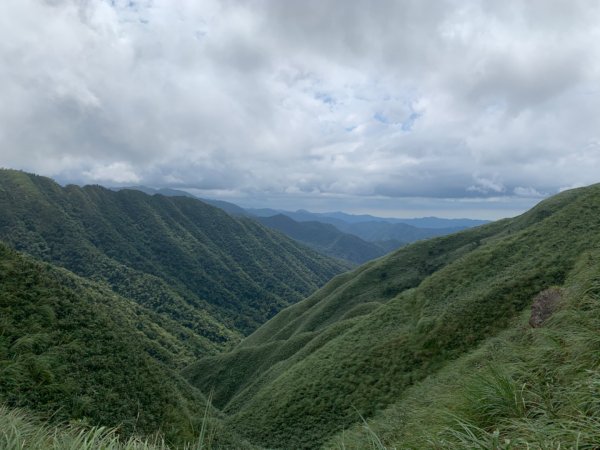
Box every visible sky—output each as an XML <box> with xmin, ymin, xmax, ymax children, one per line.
<box><xmin>1</xmin><ymin>0</ymin><xmax>600</xmax><ymax>219</ymax></box>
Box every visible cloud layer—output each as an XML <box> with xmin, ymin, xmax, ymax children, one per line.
<box><xmin>1</xmin><ymin>0</ymin><xmax>600</xmax><ymax>217</ymax></box>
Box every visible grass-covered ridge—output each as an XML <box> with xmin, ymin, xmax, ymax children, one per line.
<box><xmin>186</xmin><ymin>183</ymin><xmax>600</xmax><ymax>448</ymax></box>
<box><xmin>0</xmin><ymin>169</ymin><xmax>348</xmax><ymax>361</ymax></box>
<box><xmin>326</xmin><ymin>249</ymin><xmax>600</xmax><ymax>449</ymax></box>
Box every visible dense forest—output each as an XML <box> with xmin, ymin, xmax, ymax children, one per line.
<box><xmin>0</xmin><ymin>170</ymin><xmax>348</xmax><ymax>362</ymax></box>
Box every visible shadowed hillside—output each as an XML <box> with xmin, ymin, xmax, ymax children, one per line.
<box><xmin>0</xmin><ymin>169</ymin><xmax>348</xmax><ymax>362</ymax></box>
<box><xmin>0</xmin><ymin>243</ymin><xmax>206</xmax><ymax>444</ymax></box>
<box><xmin>256</xmin><ymin>214</ymin><xmax>394</xmax><ymax>264</ymax></box>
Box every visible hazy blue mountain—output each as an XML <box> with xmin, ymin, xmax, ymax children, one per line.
<box><xmin>320</xmin><ymin>211</ymin><xmax>489</xmax><ymax>228</ymax></box>
<box><xmin>337</xmin><ymin>221</ymin><xmax>463</xmax><ymax>243</ymax></box>
<box><xmin>247</xmin><ymin>208</ymin><xmax>488</xmax><ymax>229</ymax></box>
<box><xmin>255</xmin><ymin>210</ymin><xmax>471</xmax><ymax>245</ymax></box>
<box><xmin>256</xmin><ymin>214</ymin><xmax>399</xmax><ymax>264</ymax></box>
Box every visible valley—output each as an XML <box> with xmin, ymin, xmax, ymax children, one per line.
<box><xmin>2</xmin><ymin>171</ymin><xmax>600</xmax><ymax>449</ymax></box>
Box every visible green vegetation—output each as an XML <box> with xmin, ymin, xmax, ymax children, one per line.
<box><xmin>0</xmin><ymin>404</ymin><xmax>254</xmax><ymax>449</ymax></box>
<box><xmin>326</xmin><ymin>252</ymin><xmax>600</xmax><ymax>449</ymax></box>
<box><xmin>0</xmin><ymin>169</ymin><xmax>348</xmax><ymax>362</ymax></box>
<box><xmin>186</xmin><ymin>183</ymin><xmax>600</xmax><ymax>448</ymax></box>
<box><xmin>257</xmin><ymin>214</ymin><xmax>393</xmax><ymax>264</ymax></box>
<box><xmin>0</xmin><ymin>243</ymin><xmax>201</xmax><ymax>443</ymax></box>
<box><xmin>0</xmin><ymin>404</ymin><xmax>173</xmax><ymax>450</ymax></box>
<box><xmin>4</xmin><ymin>168</ymin><xmax>600</xmax><ymax>449</ymax></box>
<box><xmin>0</xmin><ymin>243</ymin><xmax>252</xmax><ymax>447</ymax></box>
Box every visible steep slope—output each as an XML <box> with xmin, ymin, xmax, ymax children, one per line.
<box><xmin>256</xmin><ymin>214</ymin><xmax>394</xmax><ymax>264</ymax></box>
<box><xmin>200</xmin><ymin>198</ymin><xmax>250</xmax><ymax>217</ymax></box>
<box><xmin>326</xmin><ymin>251</ymin><xmax>600</xmax><ymax>449</ymax></box>
<box><xmin>0</xmin><ymin>170</ymin><xmax>347</xmax><ymax>360</ymax></box>
<box><xmin>0</xmin><ymin>243</ymin><xmax>219</xmax><ymax>445</ymax></box>
<box><xmin>185</xmin><ymin>184</ymin><xmax>600</xmax><ymax>448</ymax></box>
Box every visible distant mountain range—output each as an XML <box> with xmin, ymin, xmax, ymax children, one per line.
<box><xmin>247</xmin><ymin>207</ymin><xmax>488</xmax><ymax>229</ymax></box>
<box><xmin>117</xmin><ymin>186</ymin><xmax>488</xmax><ymax>264</ymax></box>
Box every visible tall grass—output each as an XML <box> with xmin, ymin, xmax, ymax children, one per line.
<box><xmin>0</xmin><ymin>405</ymin><xmax>169</xmax><ymax>449</ymax></box>
<box><xmin>0</xmin><ymin>402</ymin><xmax>227</xmax><ymax>450</ymax></box>
<box><xmin>326</xmin><ymin>254</ymin><xmax>600</xmax><ymax>449</ymax></box>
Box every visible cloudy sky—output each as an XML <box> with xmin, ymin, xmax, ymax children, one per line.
<box><xmin>1</xmin><ymin>0</ymin><xmax>600</xmax><ymax>218</ymax></box>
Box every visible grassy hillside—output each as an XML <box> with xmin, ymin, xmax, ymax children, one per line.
<box><xmin>256</xmin><ymin>214</ymin><xmax>393</xmax><ymax>264</ymax></box>
<box><xmin>326</xmin><ymin>250</ymin><xmax>600</xmax><ymax>449</ymax></box>
<box><xmin>0</xmin><ymin>243</ymin><xmax>222</xmax><ymax>445</ymax></box>
<box><xmin>0</xmin><ymin>404</ymin><xmax>203</xmax><ymax>450</ymax></box>
<box><xmin>0</xmin><ymin>169</ymin><xmax>348</xmax><ymax>361</ymax></box>
<box><xmin>0</xmin><ymin>403</ymin><xmax>257</xmax><ymax>449</ymax></box>
<box><xmin>185</xmin><ymin>184</ymin><xmax>600</xmax><ymax>448</ymax></box>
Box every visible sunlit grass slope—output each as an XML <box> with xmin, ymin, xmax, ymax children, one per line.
<box><xmin>326</xmin><ymin>249</ymin><xmax>600</xmax><ymax>449</ymax></box>
<box><xmin>0</xmin><ymin>169</ymin><xmax>348</xmax><ymax>362</ymax></box>
<box><xmin>186</xmin><ymin>184</ymin><xmax>600</xmax><ymax>448</ymax></box>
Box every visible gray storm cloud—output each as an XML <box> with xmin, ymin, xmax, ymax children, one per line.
<box><xmin>1</xmin><ymin>0</ymin><xmax>599</xmax><ymax>215</ymax></box>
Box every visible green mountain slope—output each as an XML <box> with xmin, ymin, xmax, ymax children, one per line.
<box><xmin>185</xmin><ymin>184</ymin><xmax>600</xmax><ymax>448</ymax></box>
<box><xmin>0</xmin><ymin>243</ymin><xmax>211</xmax><ymax>445</ymax></box>
<box><xmin>326</xmin><ymin>252</ymin><xmax>600</xmax><ymax>449</ymax></box>
<box><xmin>0</xmin><ymin>170</ymin><xmax>348</xmax><ymax>361</ymax></box>
<box><xmin>256</xmin><ymin>214</ymin><xmax>394</xmax><ymax>264</ymax></box>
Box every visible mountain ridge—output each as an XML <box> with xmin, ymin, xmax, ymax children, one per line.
<box><xmin>0</xmin><ymin>169</ymin><xmax>348</xmax><ymax>360</ymax></box>
<box><xmin>256</xmin><ymin>214</ymin><xmax>393</xmax><ymax>264</ymax></box>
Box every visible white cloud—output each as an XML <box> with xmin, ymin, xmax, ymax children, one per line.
<box><xmin>513</xmin><ymin>186</ymin><xmax>545</xmax><ymax>198</ymax></box>
<box><xmin>1</xmin><ymin>0</ymin><xmax>600</xmax><ymax>216</ymax></box>
<box><xmin>84</xmin><ymin>161</ymin><xmax>141</xmax><ymax>184</ymax></box>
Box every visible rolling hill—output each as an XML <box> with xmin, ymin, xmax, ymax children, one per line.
<box><xmin>0</xmin><ymin>169</ymin><xmax>348</xmax><ymax>362</ymax></box>
<box><xmin>256</xmin><ymin>214</ymin><xmax>395</xmax><ymax>264</ymax></box>
<box><xmin>185</xmin><ymin>183</ymin><xmax>600</xmax><ymax>448</ymax></box>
